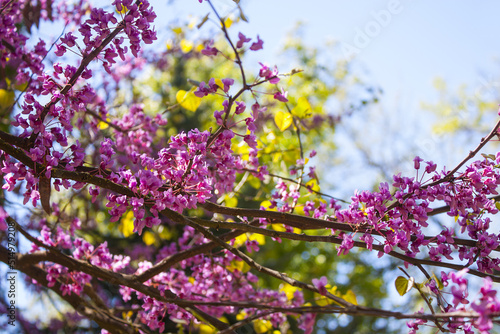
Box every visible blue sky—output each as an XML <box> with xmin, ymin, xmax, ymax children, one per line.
<box><xmin>158</xmin><ymin>0</ymin><xmax>500</xmax><ymax>195</ymax></box>
<box><xmin>202</xmin><ymin>0</ymin><xmax>500</xmax><ymax>107</ymax></box>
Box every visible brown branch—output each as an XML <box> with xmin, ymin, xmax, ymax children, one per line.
<box><xmin>0</xmin><ymin>245</ymin><xmax>140</xmax><ymax>334</ymax></box>
<box><xmin>85</xmin><ymin>108</ymin><xmax>124</xmax><ymax>132</ymax></box>
<box><xmin>201</xmin><ymin>200</ymin><xmax>345</xmax><ymax>230</ymax></box>
<box><xmin>428</xmin><ymin>118</ymin><xmax>500</xmax><ymax>187</ymax></box>
<box><xmin>0</xmin><ymin>0</ymin><xmax>15</xmax><ymax>14</ymax></box>
<box><xmin>9</xmin><ymin>217</ymin><xmax>233</xmax><ymax>332</ymax></box>
<box><xmin>206</xmin><ymin>0</ymin><xmax>247</xmax><ymax>86</ymax></box>
<box><xmin>180</xmin><ymin>217</ymin><xmax>353</xmax><ymax>308</ymax></box>
<box><xmin>5</xmin><ymin>223</ymin><xmax>498</xmax><ymax>331</ymax></box>
<box><xmin>2</xmin><ymin>134</ymin><xmax>497</xmax><ymax>278</ymax></box>
<box><xmin>188</xmin><ymin>216</ymin><xmax>500</xmax><ymax>282</ymax></box>
<box><xmin>135</xmin><ymin>227</ymin><xmax>248</xmax><ymax>282</ymax></box>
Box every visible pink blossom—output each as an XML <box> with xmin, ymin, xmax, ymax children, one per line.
<box><xmin>312</xmin><ymin>276</ymin><xmax>328</xmax><ymax>295</ymax></box>
<box><xmin>273</xmin><ymin>88</ymin><xmax>288</xmax><ymax>102</ymax></box>
<box><xmin>250</xmin><ymin>35</ymin><xmax>263</xmax><ymax>50</ymax></box>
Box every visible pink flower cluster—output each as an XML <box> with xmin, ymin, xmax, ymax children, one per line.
<box><xmin>56</xmin><ymin>0</ymin><xmax>157</xmax><ymax>71</ymax></box>
<box><xmin>410</xmin><ymin>269</ymin><xmax>500</xmax><ymax>333</ymax></box>
<box><xmin>333</xmin><ymin>157</ymin><xmax>500</xmax><ymax>271</ymax></box>
<box><xmin>30</xmin><ymin>219</ymin><xmax>129</xmax><ymax>296</ymax></box>
<box><xmin>118</xmin><ymin>226</ymin><xmax>303</xmax><ymax>331</ymax></box>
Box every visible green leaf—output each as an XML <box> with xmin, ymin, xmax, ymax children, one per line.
<box><xmin>432</xmin><ymin>273</ymin><xmax>444</xmax><ymax>290</ymax></box>
<box><xmin>197</xmin><ymin>13</ymin><xmax>210</xmax><ymax>29</ymax></box>
<box><xmin>395</xmin><ymin>276</ymin><xmax>413</xmax><ymax>296</ymax></box>
<box><xmin>481</xmin><ymin>153</ymin><xmax>496</xmax><ymax>161</ymax></box>
<box><xmin>235</xmin><ymin>2</ymin><xmax>248</xmax><ymax>22</ymax></box>
<box><xmin>274</xmin><ymin>110</ymin><xmax>293</xmax><ymax>131</ymax></box>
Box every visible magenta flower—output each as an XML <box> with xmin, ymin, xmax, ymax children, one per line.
<box><xmin>413</xmin><ymin>156</ymin><xmax>423</xmax><ymax>169</ymax></box>
<box><xmin>259</xmin><ymin>62</ymin><xmax>280</xmax><ymax>83</ymax></box>
<box><xmin>236</xmin><ymin>32</ymin><xmax>251</xmax><ymax>48</ymax></box>
<box><xmin>235</xmin><ymin>101</ymin><xmax>246</xmax><ymax>115</ymax></box>
<box><xmin>201</xmin><ymin>40</ymin><xmax>218</xmax><ymax>56</ymax></box>
<box><xmin>54</xmin><ymin>44</ymin><xmax>66</xmax><ymax>56</ymax></box>
<box><xmin>273</xmin><ymin>88</ymin><xmax>288</xmax><ymax>102</ymax></box>
<box><xmin>250</xmin><ymin>35</ymin><xmax>263</xmax><ymax>51</ymax></box>
<box><xmin>312</xmin><ymin>276</ymin><xmax>328</xmax><ymax>295</ymax></box>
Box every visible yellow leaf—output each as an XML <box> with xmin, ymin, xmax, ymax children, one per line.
<box><xmin>195</xmin><ymin>43</ymin><xmax>204</xmax><ymax>52</ymax></box>
<box><xmin>180</xmin><ymin>39</ymin><xmax>193</xmax><ymax>53</ymax></box>
<box><xmin>271</xmin><ymin>224</ymin><xmax>286</xmax><ymax>232</ymax></box>
<box><xmin>98</xmin><ymin>120</ymin><xmax>109</xmax><ymax>130</ymax></box>
<box><xmin>0</xmin><ymin>89</ymin><xmax>15</xmax><ymax>109</ymax></box>
<box><xmin>233</xmin><ymin>234</ymin><xmax>248</xmax><ymax>248</ymax></box>
<box><xmin>172</xmin><ymin>27</ymin><xmax>183</xmax><ymax>35</ymax></box>
<box><xmin>248</xmin><ymin>175</ymin><xmax>261</xmax><ymax>189</ymax></box>
<box><xmin>223</xmin><ymin>16</ymin><xmax>233</xmax><ymax>28</ymax></box>
<box><xmin>142</xmin><ymin>231</ymin><xmax>156</xmax><ymax>245</ymax></box>
<box><xmin>214</xmin><ymin>78</ymin><xmax>224</xmax><ymax>90</ymax></box>
<box><xmin>227</xmin><ymin>259</ymin><xmax>250</xmax><ymax>273</ymax></box>
<box><xmin>274</xmin><ymin>110</ymin><xmax>293</xmax><ymax>131</ymax></box>
<box><xmin>433</xmin><ymin>273</ymin><xmax>444</xmax><ymax>290</ymax></box>
<box><xmin>305</xmin><ymin>179</ymin><xmax>320</xmax><ymax>192</ymax></box>
<box><xmin>315</xmin><ymin>285</ymin><xmax>335</xmax><ymax>306</ymax></box>
<box><xmin>315</xmin><ymin>292</ymin><xmax>331</xmax><ymax>306</ymax></box>
<box><xmin>280</xmin><ymin>284</ymin><xmax>298</xmax><ymax>300</ymax></box>
<box><xmin>236</xmin><ymin>311</ymin><xmax>247</xmax><ymax>321</ymax></box>
<box><xmin>122</xmin><ymin>310</ymin><xmax>133</xmax><ymax>319</ymax></box>
<box><xmin>249</xmin><ymin>233</ymin><xmax>265</xmax><ymax>245</ymax></box>
<box><xmin>291</xmin><ymin>97</ymin><xmax>312</xmax><ymax>118</ymax></box>
<box><xmin>254</xmin><ymin>319</ymin><xmax>272</xmax><ymax>333</ymax></box>
<box><xmin>342</xmin><ymin>290</ymin><xmax>358</xmax><ymax>305</ymax></box>
<box><xmin>14</xmin><ymin>82</ymin><xmax>28</xmax><ymax>91</ymax></box>
<box><xmin>225</xmin><ymin>196</ymin><xmax>238</xmax><ymax>207</ymax></box>
<box><xmin>199</xmin><ymin>324</ymin><xmax>216</xmax><ymax>334</ymax></box>
<box><xmin>395</xmin><ymin>276</ymin><xmax>414</xmax><ymax>296</ymax></box>
<box><xmin>119</xmin><ymin>211</ymin><xmax>134</xmax><ymax>237</ymax></box>
<box><xmin>176</xmin><ymin>89</ymin><xmax>202</xmax><ymax>112</ymax></box>
<box><xmin>158</xmin><ymin>226</ymin><xmax>173</xmax><ymax>240</ymax></box>
<box><xmin>188</xmin><ymin>277</ymin><xmax>195</xmax><ymax>284</ymax></box>
<box><xmin>116</xmin><ymin>5</ymin><xmax>128</xmax><ymax>14</ymax></box>
<box><xmin>260</xmin><ymin>200</ymin><xmax>272</xmax><ymax>209</ymax></box>
<box><xmin>294</xmin><ymin>205</ymin><xmax>305</xmax><ymax>216</ymax></box>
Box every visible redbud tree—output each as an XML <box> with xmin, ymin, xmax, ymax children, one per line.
<box><xmin>1</xmin><ymin>1</ymin><xmax>500</xmax><ymax>333</ymax></box>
